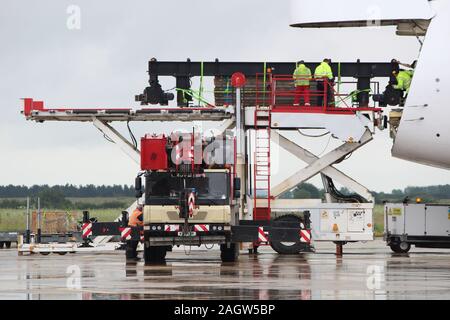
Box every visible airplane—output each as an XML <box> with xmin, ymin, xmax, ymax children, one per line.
<box><xmin>290</xmin><ymin>0</ymin><xmax>450</xmax><ymax>170</ymax></box>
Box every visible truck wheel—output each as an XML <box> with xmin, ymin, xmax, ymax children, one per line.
<box><xmin>220</xmin><ymin>243</ymin><xmax>239</xmax><ymax>262</ymax></box>
<box><xmin>0</xmin><ymin>242</ymin><xmax>4</xmax><ymax>249</ymax></box>
<box><xmin>390</xmin><ymin>242</ymin><xmax>411</xmax><ymax>253</ymax></box>
<box><xmin>270</xmin><ymin>215</ymin><xmax>308</xmax><ymax>255</ymax></box>
<box><xmin>5</xmin><ymin>242</ymin><xmax>11</xmax><ymax>249</ymax></box>
<box><xmin>144</xmin><ymin>246</ymin><xmax>167</xmax><ymax>264</ymax></box>
<box><xmin>57</xmin><ymin>252</ymin><xmax>68</xmax><ymax>255</ymax></box>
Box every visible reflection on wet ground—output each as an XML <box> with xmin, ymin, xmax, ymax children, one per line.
<box><xmin>1</xmin><ymin>240</ymin><xmax>450</xmax><ymax>300</ymax></box>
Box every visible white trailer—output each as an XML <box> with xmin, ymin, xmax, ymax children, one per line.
<box><xmin>272</xmin><ymin>201</ymin><xmax>373</xmax><ymax>242</ymax></box>
<box><xmin>384</xmin><ymin>202</ymin><xmax>450</xmax><ymax>253</ymax></box>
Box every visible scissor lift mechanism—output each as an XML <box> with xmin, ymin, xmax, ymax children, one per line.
<box><xmin>21</xmin><ymin>59</ymin><xmax>395</xmax><ymax>254</ymax></box>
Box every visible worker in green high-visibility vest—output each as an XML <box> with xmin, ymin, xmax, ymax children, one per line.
<box><xmin>314</xmin><ymin>58</ymin><xmax>334</xmax><ymax>107</ymax></box>
<box><xmin>292</xmin><ymin>60</ymin><xmax>312</xmax><ymax>106</ymax></box>
<box><xmin>393</xmin><ymin>69</ymin><xmax>414</xmax><ymax>94</ymax></box>
<box><xmin>392</xmin><ymin>68</ymin><xmax>414</xmax><ymax>106</ymax></box>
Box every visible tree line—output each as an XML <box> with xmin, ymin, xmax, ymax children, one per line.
<box><xmin>0</xmin><ymin>184</ymin><xmax>134</xmax><ymax>198</ymax></box>
<box><xmin>0</xmin><ymin>185</ymin><xmax>134</xmax><ymax>210</ymax></box>
<box><xmin>0</xmin><ymin>183</ymin><xmax>449</xmax><ymax>209</ymax></box>
<box><xmin>0</xmin><ymin>190</ymin><xmax>128</xmax><ymax>210</ymax></box>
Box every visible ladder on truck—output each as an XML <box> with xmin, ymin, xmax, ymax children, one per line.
<box><xmin>253</xmin><ymin>105</ymin><xmax>271</xmax><ymax>221</ymax></box>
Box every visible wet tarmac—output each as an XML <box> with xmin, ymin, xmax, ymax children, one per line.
<box><xmin>1</xmin><ymin>240</ymin><xmax>450</xmax><ymax>300</ymax></box>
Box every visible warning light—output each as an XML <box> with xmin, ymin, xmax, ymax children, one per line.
<box><xmin>367</xmin><ymin>223</ymin><xmax>372</xmax><ymax>228</ymax></box>
<box><xmin>332</xmin><ymin>223</ymin><xmax>339</xmax><ymax>232</ymax></box>
<box><xmin>231</xmin><ymin>72</ymin><xmax>246</xmax><ymax>88</ymax></box>
<box><xmin>416</xmin><ymin>197</ymin><xmax>422</xmax><ymax>203</ymax></box>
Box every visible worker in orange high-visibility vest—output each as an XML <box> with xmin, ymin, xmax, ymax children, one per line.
<box><xmin>126</xmin><ymin>204</ymin><xmax>143</xmax><ymax>261</ymax></box>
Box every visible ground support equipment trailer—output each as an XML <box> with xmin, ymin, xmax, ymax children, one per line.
<box><xmin>384</xmin><ymin>201</ymin><xmax>450</xmax><ymax>253</ymax></box>
<box><xmin>17</xmin><ymin>204</ymin><xmax>122</xmax><ymax>255</ymax></box>
<box><xmin>22</xmin><ymin>59</ymin><xmax>400</xmax><ymax>261</ymax></box>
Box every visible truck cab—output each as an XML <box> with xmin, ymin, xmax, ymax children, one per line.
<box><xmin>142</xmin><ymin>168</ymin><xmax>239</xmax><ymax>256</ymax></box>
<box><xmin>142</xmin><ymin>167</ymin><xmax>241</xmax><ymax>262</ymax></box>
<box><xmin>144</xmin><ymin>169</ymin><xmax>234</xmax><ymax>226</ymax></box>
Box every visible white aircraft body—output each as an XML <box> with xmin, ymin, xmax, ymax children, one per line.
<box><xmin>291</xmin><ymin>0</ymin><xmax>450</xmax><ymax>169</ymax></box>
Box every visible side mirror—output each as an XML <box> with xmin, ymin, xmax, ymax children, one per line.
<box><xmin>135</xmin><ymin>176</ymin><xmax>142</xmax><ymax>190</ymax></box>
<box><xmin>135</xmin><ymin>176</ymin><xmax>143</xmax><ymax>198</ymax></box>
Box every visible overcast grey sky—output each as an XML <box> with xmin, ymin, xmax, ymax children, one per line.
<box><xmin>1</xmin><ymin>0</ymin><xmax>449</xmax><ymax>192</ymax></box>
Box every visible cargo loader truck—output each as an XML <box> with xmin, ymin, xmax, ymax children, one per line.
<box><xmin>90</xmin><ymin>131</ymin><xmax>312</xmax><ymax>263</ymax></box>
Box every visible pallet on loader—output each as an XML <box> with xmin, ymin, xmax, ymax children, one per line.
<box><xmin>17</xmin><ymin>235</ymin><xmax>121</xmax><ymax>256</ymax></box>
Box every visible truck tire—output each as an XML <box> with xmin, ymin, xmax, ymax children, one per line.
<box><xmin>5</xmin><ymin>242</ymin><xmax>11</xmax><ymax>249</ymax></box>
<box><xmin>390</xmin><ymin>242</ymin><xmax>411</xmax><ymax>253</ymax></box>
<box><xmin>220</xmin><ymin>243</ymin><xmax>239</xmax><ymax>262</ymax></box>
<box><xmin>144</xmin><ymin>245</ymin><xmax>167</xmax><ymax>264</ymax></box>
<box><xmin>0</xmin><ymin>242</ymin><xmax>4</xmax><ymax>249</ymax></box>
<box><xmin>270</xmin><ymin>215</ymin><xmax>308</xmax><ymax>255</ymax></box>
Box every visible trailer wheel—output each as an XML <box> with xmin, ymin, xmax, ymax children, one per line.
<box><xmin>40</xmin><ymin>252</ymin><xmax>50</xmax><ymax>256</ymax></box>
<box><xmin>270</xmin><ymin>215</ymin><xmax>308</xmax><ymax>255</ymax></box>
<box><xmin>57</xmin><ymin>252</ymin><xmax>68</xmax><ymax>255</ymax></box>
<box><xmin>5</xmin><ymin>242</ymin><xmax>11</xmax><ymax>249</ymax></box>
<box><xmin>144</xmin><ymin>245</ymin><xmax>167</xmax><ymax>264</ymax></box>
<box><xmin>0</xmin><ymin>242</ymin><xmax>4</xmax><ymax>249</ymax></box>
<box><xmin>390</xmin><ymin>242</ymin><xmax>411</xmax><ymax>253</ymax></box>
<box><xmin>220</xmin><ymin>243</ymin><xmax>239</xmax><ymax>262</ymax></box>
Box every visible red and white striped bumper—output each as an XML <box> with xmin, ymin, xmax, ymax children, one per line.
<box><xmin>81</xmin><ymin>222</ymin><xmax>92</xmax><ymax>239</ymax></box>
<box><xmin>257</xmin><ymin>226</ymin><xmax>269</xmax><ymax>243</ymax></box>
<box><xmin>300</xmin><ymin>229</ymin><xmax>311</xmax><ymax>243</ymax></box>
<box><xmin>120</xmin><ymin>227</ymin><xmax>132</xmax><ymax>241</ymax></box>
